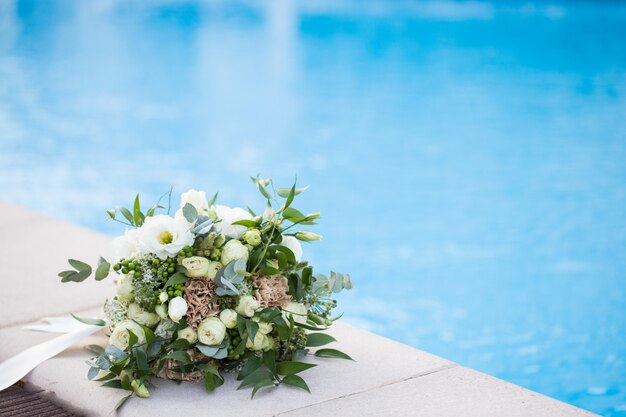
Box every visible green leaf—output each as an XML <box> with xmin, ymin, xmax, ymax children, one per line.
<box><xmin>282</xmin><ymin>207</ymin><xmax>306</xmax><ymax>223</ymax></box>
<box><xmin>314</xmin><ymin>348</ymin><xmax>354</xmax><ymax>361</ymax></box>
<box><xmin>238</xmin><ymin>370</ymin><xmax>274</xmax><ymax>390</ymax></box>
<box><xmin>237</xmin><ymin>357</ymin><xmax>262</xmax><ymax>381</ymax></box>
<box><xmin>168</xmin><ymin>338</ymin><xmax>189</xmax><ymax>351</ymax></box>
<box><xmin>276</xmin><ymin>186</ymin><xmax>309</xmax><ymax>198</ymax></box>
<box><xmin>133</xmin><ymin>194</ymin><xmax>143</xmax><ymax>226</ymax></box>
<box><xmin>71</xmin><ymin>314</ymin><xmax>105</xmax><ymax>326</ymax></box>
<box><xmin>251</xmin><ymin>379</ymin><xmax>275</xmax><ymax>398</ymax></box>
<box><xmin>127</xmin><ymin>329</ymin><xmax>138</xmax><ymax>348</ymax></box>
<box><xmin>231</xmin><ymin>219</ymin><xmax>258</xmax><ymax>227</ymax></box>
<box><xmin>282</xmin><ymin>183</ymin><xmax>296</xmax><ymax>211</ymax></box>
<box><xmin>106</xmin><ymin>209</ymin><xmax>116</xmax><ymax>219</ymax></box>
<box><xmin>257</xmin><ymin>184</ymin><xmax>272</xmax><ymax>200</ymax></box>
<box><xmin>275</xmin><ymin>361</ymin><xmax>317</xmax><ymax>376</ymax></box>
<box><xmin>183</xmin><ymin>203</ymin><xmax>198</xmax><ymax>223</ymax></box>
<box><xmin>293</xmin><ymin>321</ymin><xmax>327</xmax><ymax>331</ymax></box>
<box><xmin>94</xmin><ymin>372</ymin><xmax>117</xmax><ymax>382</ymax></box>
<box><xmin>86</xmin><ymin>344</ymin><xmax>105</xmax><ymax>355</ymax></box>
<box><xmin>95</xmin><ymin>257</ymin><xmax>110</xmax><ymax>281</ymax></box>
<box><xmin>246</xmin><ymin>320</ymin><xmax>259</xmax><ymax>344</ymax></box>
<box><xmin>262</xmin><ymin>350</ymin><xmax>277</xmax><ymax>376</ymax></box>
<box><xmin>118</xmin><ymin>207</ymin><xmax>135</xmax><ymax>225</ymax></box>
<box><xmin>101</xmin><ymin>380</ymin><xmax>123</xmax><ymax>389</ymax></box>
<box><xmin>134</xmin><ymin>347</ymin><xmax>148</xmax><ymax>371</ymax></box>
<box><xmin>114</xmin><ymin>394</ymin><xmax>133</xmax><ymax>413</ymax></box>
<box><xmin>195</xmin><ymin>343</ymin><xmax>220</xmax><ymax>357</ymax></box>
<box><xmin>281</xmin><ymin>374</ymin><xmax>310</xmax><ymax>393</ymax></box>
<box><xmin>68</xmin><ymin>259</ymin><xmax>92</xmax><ymax>273</ymax></box>
<box><xmin>163</xmin><ymin>350</ymin><xmax>192</xmax><ymax>365</ymax></box>
<box><xmin>164</xmin><ymin>272</ymin><xmax>187</xmax><ymax>288</ymax></box>
<box><xmin>208</xmin><ymin>192</ymin><xmax>219</xmax><ymax>206</ymax></box>
<box><xmin>306</xmin><ymin>333</ymin><xmax>337</xmax><ymax>347</ymax></box>
<box><xmin>204</xmin><ymin>366</ymin><xmax>224</xmax><ymax>392</ymax></box>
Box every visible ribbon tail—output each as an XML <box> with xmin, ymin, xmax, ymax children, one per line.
<box><xmin>0</xmin><ymin>324</ymin><xmax>102</xmax><ymax>391</ymax></box>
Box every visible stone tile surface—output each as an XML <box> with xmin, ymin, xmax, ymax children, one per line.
<box><xmin>0</xmin><ymin>201</ymin><xmax>599</xmax><ymax>416</ymax></box>
<box><xmin>278</xmin><ymin>367</ymin><xmax>598</xmax><ymax>417</ymax></box>
<box><xmin>0</xmin><ymin>200</ymin><xmax>115</xmax><ymax>328</ymax></box>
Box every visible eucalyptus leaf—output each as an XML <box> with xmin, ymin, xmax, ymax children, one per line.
<box><xmin>183</xmin><ymin>203</ymin><xmax>198</xmax><ymax>223</ymax></box>
<box><xmin>68</xmin><ymin>259</ymin><xmax>92</xmax><ymax>273</ymax></box>
<box><xmin>95</xmin><ymin>257</ymin><xmax>110</xmax><ymax>281</ymax></box>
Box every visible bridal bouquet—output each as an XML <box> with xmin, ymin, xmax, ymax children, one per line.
<box><xmin>59</xmin><ymin>177</ymin><xmax>352</xmax><ymax>406</ymax></box>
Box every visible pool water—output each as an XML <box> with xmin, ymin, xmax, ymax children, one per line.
<box><xmin>1</xmin><ymin>1</ymin><xmax>625</xmax><ymax>415</ymax></box>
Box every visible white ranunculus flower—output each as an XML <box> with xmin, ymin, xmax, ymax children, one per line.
<box><xmin>182</xmin><ymin>256</ymin><xmax>210</xmax><ymax>278</ymax></box>
<box><xmin>207</xmin><ymin>261</ymin><xmax>222</xmax><ymax>280</ymax></box>
<box><xmin>221</xmin><ymin>239</ymin><xmax>249</xmax><ymax>265</ymax></box>
<box><xmin>168</xmin><ymin>296</ymin><xmax>188</xmax><ymax>323</ymax></box>
<box><xmin>138</xmin><ymin>215</ymin><xmax>194</xmax><ymax>260</ymax></box>
<box><xmin>253</xmin><ymin>317</ymin><xmax>273</xmax><ymax>335</ymax></box>
<box><xmin>128</xmin><ymin>303</ymin><xmax>160</xmax><ymax>327</ymax></box>
<box><xmin>219</xmin><ymin>309</ymin><xmax>237</xmax><ymax>329</ymax></box>
<box><xmin>281</xmin><ymin>236</ymin><xmax>303</xmax><ymax>262</ymax></box>
<box><xmin>110</xmin><ymin>228</ymin><xmax>141</xmax><ymax>263</ymax></box>
<box><xmin>246</xmin><ymin>331</ymin><xmax>270</xmax><ymax>351</ymax></box>
<box><xmin>197</xmin><ymin>317</ymin><xmax>226</xmax><ymax>345</ymax></box>
<box><xmin>282</xmin><ymin>302</ymin><xmax>308</xmax><ymax>325</ymax></box>
<box><xmin>177</xmin><ymin>327</ymin><xmax>198</xmax><ymax>344</ymax></box>
<box><xmin>110</xmin><ymin>320</ymin><xmax>146</xmax><ymax>350</ymax></box>
<box><xmin>235</xmin><ymin>295</ymin><xmax>260</xmax><ymax>317</ymax></box>
<box><xmin>116</xmin><ymin>274</ymin><xmax>134</xmax><ymax>303</ymax></box>
<box><xmin>214</xmin><ymin>205</ymin><xmax>253</xmax><ymax>239</ymax></box>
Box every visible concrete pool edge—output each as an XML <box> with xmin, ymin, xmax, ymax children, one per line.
<box><xmin>0</xmin><ymin>200</ymin><xmax>598</xmax><ymax>417</ymax></box>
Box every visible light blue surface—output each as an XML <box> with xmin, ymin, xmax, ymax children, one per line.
<box><xmin>1</xmin><ymin>1</ymin><xmax>625</xmax><ymax>415</ymax></box>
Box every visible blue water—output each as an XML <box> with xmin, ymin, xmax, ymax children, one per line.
<box><xmin>1</xmin><ymin>1</ymin><xmax>625</xmax><ymax>414</ymax></box>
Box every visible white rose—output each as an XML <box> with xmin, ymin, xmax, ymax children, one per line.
<box><xmin>253</xmin><ymin>317</ymin><xmax>273</xmax><ymax>334</ymax></box>
<box><xmin>127</xmin><ymin>303</ymin><xmax>160</xmax><ymax>327</ymax></box>
<box><xmin>180</xmin><ymin>189</ymin><xmax>208</xmax><ymax>212</ymax></box>
<box><xmin>197</xmin><ymin>317</ymin><xmax>226</xmax><ymax>345</ymax></box>
<box><xmin>138</xmin><ymin>215</ymin><xmax>194</xmax><ymax>260</ymax></box>
<box><xmin>281</xmin><ymin>236</ymin><xmax>303</xmax><ymax>262</ymax></box>
<box><xmin>182</xmin><ymin>256</ymin><xmax>210</xmax><ymax>278</ymax></box>
<box><xmin>155</xmin><ymin>304</ymin><xmax>168</xmax><ymax>320</ymax></box>
<box><xmin>282</xmin><ymin>302</ymin><xmax>308</xmax><ymax>324</ymax></box>
<box><xmin>214</xmin><ymin>205</ymin><xmax>253</xmax><ymax>239</ymax></box>
<box><xmin>246</xmin><ymin>332</ymin><xmax>270</xmax><ymax>351</ymax></box>
<box><xmin>235</xmin><ymin>295</ymin><xmax>260</xmax><ymax>318</ymax></box>
<box><xmin>110</xmin><ymin>320</ymin><xmax>146</xmax><ymax>350</ymax></box>
<box><xmin>177</xmin><ymin>327</ymin><xmax>198</xmax><ymax>344</ymax></box>
<box><xmin>207</xmin><ymin>261</ymin><xmax>222</xmax><ymax>280</ymax></box>
<box><xmin>168</xmin><ymin>296</ymin><xmax>188</xmax><ymax>323</ymax></box>
<box><xmin>219</xmin><ymin>309</ymin><xmax>237</xmax><ymax>329</ymax></box>
<box><xmin>221</xmin><ymin>239</ymin><xmax>249</xmax><ymax>265</ymax></box>
<box><xmin>110</xmin><ymin>228</ymin><xmax>141</xmax><ymax>263</ymax></box>
<box><xmin>116</xmin><ymin>274</ymin><xmax>134</xmax><ymax>303</ymax></box>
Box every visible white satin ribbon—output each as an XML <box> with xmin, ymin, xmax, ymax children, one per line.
<box><xmin>0</xmin><ymin>316</ymin><xmax>103</xmax><ymax>391</ymax></box>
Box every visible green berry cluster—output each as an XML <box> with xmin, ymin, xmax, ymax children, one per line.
<box><xmin>177</xmin><ymin>245</ymin><xmax>195</xmax><ymax>259</ymax></box>
<box><xmin>227</xmin><ymin>330</ymin><xmax>243</xmax><ymax>360</ymax></box>
<box><xmin>193</xmin><ymin>232</ymin><xmax>225</xmax><ymax>260</ymax></box>
<box><xmin>156</xmin><ymin>282</ymin><xmax>185</xmax><ymax>302</ymax></box>
<box><xmin>113</xmin><ymin>258</ymin><xmax>144</xmax><ymax>278</ymax></box>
